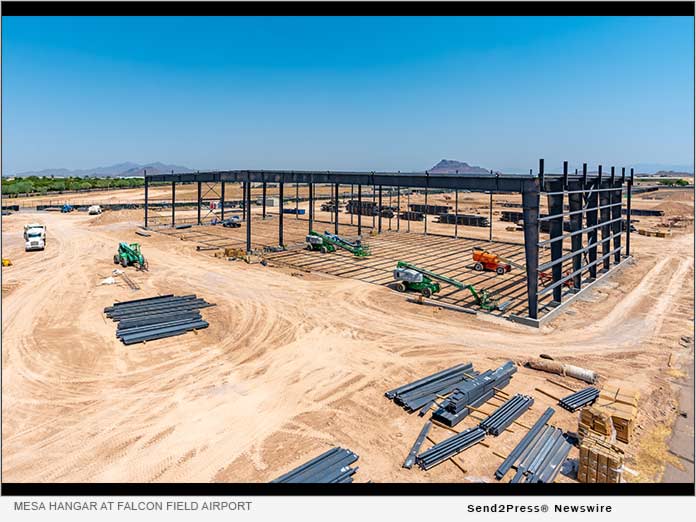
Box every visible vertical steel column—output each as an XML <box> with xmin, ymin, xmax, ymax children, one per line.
<box><xmin>599</xmin><ymin>166</ymin><xmax>611</xmax><ymax>271</ymax></box>
<box><xmin>396</xmin><ymin>184</ymin><xmax>401</xmax><ymax>232</ymax></box>
<box><xmin>372</xmin><ymin>180</ymin><xmax>376</xmax><ymax>229</ymax></box>
<box><xmin>407</xmin><ymin>190</ymin><xmax>411</xmax><ymax>232</ymax></box>
<box><xmin>278</xmin><ymin>181</ymin><xmax>284</xmax><ymax>247</ymax></box>
<box><xmin>295</xmin><ymin>182</ymin><xmax>299</xmax><ymax>219</ymax></box>
<box><xmin>568</xmin><ymin>179</ymin><xmax>583</xmax><ymax>290</ymax></box>
<box><xmin>454</xmin><ymin>189</ymin><xmax>459</xmax><ymax>238</ymax></box>
<box><xmin>144</xmin><ymin>174</ymin><xmax>149</xmax><ymax>228</ymax></box>
<box><xmin>197</xmin><ymin>181</ymin><xmax>202</xmax><ymax>225</ymax></box>
<box><xmin>334</xmin><ymin>183</ymin><xmax>339</xmax><ymax>234</ymax></box>
<box><xmin>350</xmin><ymin>184</ymin><xmax>354</xmax><ymax>225</ymax></box>
<box><xmin>245</xmin><ymin>179</ymin><xmax>252</xmax><ymax>253</ymax></box>
<box><xmin>586</xmin><ymin>164</ymin><xmax>598</xmax><ymax>281</ymax></box>
<box><xmin>522</xmin><ymin>173</ymin><xmax>541</xmax><ymax>320</ymax></box>
<box><xmin>388</xmin><ymin>187</ymin><xmax>393</xmax><ymax>230</ymax></box>
<box><xmin>424</xmin><ymin>174</ymin><xmax>429</xmax><ymax>236</ymax></box>
<box><xmin>242</xmin><ymin>182</ymin><xmax>247</xmax><ymax>221</ymax></box>
<box><xmin>171</xmin><ymin>181</ymin><xmax>176</xmax><ymax>227</ymax></box>
<box><xmin>611</xmin><ymin>168</ymin><xmax>622</xmax><ymax>264</ymax></box>
<box><xmin>220</xmin><ymin>182</ymin><xmax>226</xmax><ymax>221</ymax></box>
<box><xmin>626</xmin><ymin>168</ymin><xmax>633</xmax><ymax>256</ymax></box>
<box><xmin>547</xmin><ymin>178</ymin><xmax>565</xmax><ymax>304</ymax></box>
<box><xmin>489</xmin><ymin>192</ymin><xmax>493</xmax><ymax>242</ymax></box>
<box><xmin>378</xmin><ymin>185</ymin><xmax>383</xmax><ymax>233</ymax></box>
<box><xmin>262</xmin><ymin>181</ymin><xmax>267</xmax><ymax>219</ymax></box>
<box><xmin>308</xmin><ymin>181</ymin><xmax>313</xmax><ymax>232</ymax></box>
<box><xmin>357</xmin><ymin>184</ymin><xmax>362</xmax><ymax>235</ymax></box>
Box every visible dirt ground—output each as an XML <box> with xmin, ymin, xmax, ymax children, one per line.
<box><xmin>1</xmin><ymin>187</ymin><xmax>693</xmax><ymax>484</ymax></box>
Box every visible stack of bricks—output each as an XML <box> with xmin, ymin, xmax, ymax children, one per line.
<box><xmin>595</xmin><ymin>384</ymin><xmax>639</xmax><ymax>444</ymax></box>
<box><xmin>578</xmin><ymin>406</ymin><xmax>614</xmax><ymax>441</ymax></box>
<box><xmin>578</xmin><ymin>433</ymin><xmax>625</xmax><ymax>483</ymax></box>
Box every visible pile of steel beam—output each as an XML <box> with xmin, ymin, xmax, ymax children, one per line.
<box><xmin>495</xmin><ymin>407</ymin><xmax>556</xmax><ymax>480</ymax></box>
<box><xmin>385</xmin><ymin>363</ymin><xmax>477</xmax><ymax>414</ymax></box>
<box><xmin>399</xmin><ymin>210</ymin><xmax>424</xmax><ymax>221</ymax></box>
<box><xmin>432</xmin><ymin>360</ymin><xmax>516</xmax><ymax>427</ymax></box>
<box><xmin>622</xmin><ymin>207</ymin><xmax>664</xmax><ymax>216</ymax></box>
<box><xmin>558</xmin><ymin>387</ymin><xmax>600</xmax><ymax>412</ymax></box>
<box><xmin>403</xmin><ymin>422</ymin><xmax>432</xmax><ymax>469</ymax></box>
<box><xmin>409</xmin><ymin>203</ymin><xmax>451</xmax><ymax>215</ymax></box>
<box><xmin>509</xmin><ymin>425</ymin><xmax>573</xmax><ymax>483</ymax></box>
<box><xmin>437</xmin><ymin>213</ymin><xmax>489</xmax><ymax>227</ymax></box>
<box><xmin>271</xmin><ymin>447</ymin><xmax>359</xmax><ymax>483</ymax></box>
<box><xmin>415</xmin><ymin>426</ymin><xmax>486</xmax><ymax>470</ymax></box>
<box><xmin>479</xmin><ymin>394</ymin><xmax>534</xmax><ymax>436</ymax></box>
<box><xmin>105</xmin><ymin>294</ymin><xmax>215</xmax><ymax>345</ymax></box>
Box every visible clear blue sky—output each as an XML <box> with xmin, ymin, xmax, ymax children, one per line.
<box><xmin>2</xmin><ymin>15</ymin><xmax>694</xmax><ymax>174</ymax></box>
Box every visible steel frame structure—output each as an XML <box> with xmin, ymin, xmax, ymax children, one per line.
<box><xmin>144</xmin><ymin>160</ymin><xmax>634</xmax><ymax>325</ymax></box>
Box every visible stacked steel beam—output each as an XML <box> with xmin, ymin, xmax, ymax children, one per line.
<box><xmin>432</xmin><ymin>360</ymin><xmax>516</xmax><ymax>427</ymax></box>
<box><xmin>385</xmin><ymin>363</ymin><xmax>477</xmax><ymax>414</ymax></box>
<box><xmin>559</xmin><ymin>387</ymin><xmax>600</xmax><ymax>412</ymax></box>
<box><xmin>271</xmin><ymin>447</ymin><xmax>359</xmax><ymax>483</ymax></box>
<box><xmin>105</xmin><ymin>294</ymin><xmax>214</xmax><ymax>345</ymax></box>
<box><xmin>495</xmin><ymin>407</ymin><xmax>555</xmax><ymax>480</ymax></box>
<box><xmin>479</xmin><ymin>394</ymin><xmax>534</xmax><ymax>436</ymax></box>
<box><xmin>509</xmin><ymin>425</ymin><xmax>573</xmax><ymax>483</ymax></box>
<box><xmin>437</xmin><ymin>214</ymin><xmax>490</xmax><ymax>227</ymax></box>
<box><xmin>415</xmin><ymin>426</ymin><xmax>486</xmax><ymax>470</ymax></box>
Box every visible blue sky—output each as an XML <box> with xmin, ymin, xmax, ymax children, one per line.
<box><xmin>2</xmin><ymin>16</ymin><xmax>694</xmax><ymax>174</ymax></box>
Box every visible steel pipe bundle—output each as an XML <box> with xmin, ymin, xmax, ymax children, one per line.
<box><xmin>271</xmin><ymin>447</ymin><xmax>359</xmax><ymax>483</ymax></box>
<box><xmin>105</xmin><ymin>294</ymin><xmax>214</xmax><ymax>345</ymax></box>
<box><xmin>415</xmin><ymin>426</ymin><xmax>486</xmax><ymax>470</ymax></box>
<box><xmin>479</xmin><ymin>394</ymin><xmax>534</xmax><ymax>436</ymax></box>
<box><xmin>385</xmin><ymin>363</ymin><xmax>477</xmax><ymax>414</ymax></box>
<box><xmin>432</xmin><ymin>361</ymin><xmax>516</xmax><ymax>427</ymax></box>
<box><xmin>559</xmin><ymin>387</ymin><xmax>600</xmax><ymax>412</ymax></box>
<box><xmin>509</xmin><ymin>425</ymin><xmax>572</xmax><ymax>483</ymax></box>
<box><xmin>495</xmin><ymin>407</ymin><xmax>555</xmax><ymax>480</ymax></box>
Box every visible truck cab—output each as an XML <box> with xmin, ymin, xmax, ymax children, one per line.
<box><xmin>88</xmin><ymin>205</ymin><xmax>102</xmax><ymax>215</ymax></box>
<box><xmin>24</xmin><ymin>224</ymin><xmax>46</xmax><ymax>251</ymax></box>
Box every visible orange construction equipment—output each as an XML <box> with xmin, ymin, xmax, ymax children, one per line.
<box><xmin>472</xmin><ymin>248</ymin><xmax>511</xmax><ymax>275</ymax></box>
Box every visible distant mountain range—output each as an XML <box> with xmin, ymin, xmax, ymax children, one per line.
<box><xmin>429</xmin><ymin>159</ymin><xmax>496</xmax><ymax>174</ymax></box>
<box><xmin>12</xmin><ymin>162</ymin><xmax>195</xmax><ymax>178</ymax></box>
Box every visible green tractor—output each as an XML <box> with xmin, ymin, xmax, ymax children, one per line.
<box><xmin>393</xmin><ymin>260</ymin><xmax>505</xmax><ymax>311</ymax></box>
<box><xmin>305</xmin><ymin>231</ymin><xmax>336</xmax><ymax>253</ymax></box>
<box><xmin>114</xmin><ymin>242</ymin><xmax>149</xmax><ymax>270</ymax></box>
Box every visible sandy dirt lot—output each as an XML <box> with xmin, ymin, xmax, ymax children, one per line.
<box><xmin>1</xmin><ymin>188</ymin><xmax>693</xmax><ymax>484</ymax></box>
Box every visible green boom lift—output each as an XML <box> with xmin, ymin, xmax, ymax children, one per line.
<box><xmin>321</xmin><ymin>231</ymin><xmax>370</xmax><ymax>257</ymax></box>
<box><xmin>305</xmin><ymin>231</ymin><xmax>337</xmax><ymax>253</ymax></box>
<box><xmin>114</xmin><ymin>242</ymin><xmax>149</xmax><ymax>270</ymax></box>
<box><xmin>392</xmin><ymin>260</ymin><xmax>507</xmax><ymax>311</ymax></box>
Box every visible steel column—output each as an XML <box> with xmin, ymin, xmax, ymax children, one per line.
<box><xmin>197</xmin><ymin>181</ymin><xmax>202</xmax><ymax>225</ymax></box>
<box><xmin>599</xmin><ymin>167</ymin><xmax>611</xmax><ymax>271</ymax></box>
<box><xmin>308</xmin><ymin>182</ymin><xmax>313</xmax><ymax>232</ymax></box>
<box><xmin>220</xmin><ymin>181</ymin><xmax>225</xmax><ymax>221</ymax></box>
<box><xmin>424</xmin><ymin>177</ymin><xmax>428</xmax><ymax>235</ymax></box>
<box><xmin>611</xmin><ymin>168</ymin><xmax>621</xmax><ymax>264</ymax></box>
<box><xmin>350</xmin><ymin>184</ymin><xmax>354</xmax><ymax>225</ymax></box>
<box><xmin>626</xmin><ymin>168</ymin><xmax>633</xmax><ymax>256</ymax></box>
<box><xmin>295</xmin><ymin>182</ymin><xmax>299</xmax><ymax>219</ymax></box>
<box><xmin>144</xmin><ymin>174</ymin><xmax>149</xmax><ymax>228</ymax></box>
<box><xmin>334</xmin><ymin>183</ymin><xmax>339</xmax><ymax>235</ymax></box>
<box><xmin>246</xmin><ymin>178</ymin><xmax>252</xmax><ymax>253</ymax></box>
<box><xmin>396</xmin><ymin>185</ymin><xmax>401</xmax><ymax>232</ymax></box>
<box><xmin>278</xmin><ymin>182</ymin><xmax>284</xmax><ymax>247</ymax></box>
<box><xmin>171</xmin><ymin>181</ymin><xmax>176</xmax><ymax>227</ymax></box>
<box><xmin>522</xmin><ymin>163</ymin><xmax>541</xmax><ymax>319</ymax></box>
<box><xmin>407</xmin><ymin>190</ymin><xmax>411</xmax><ymax>232</ymax></box>
<box><xmin>372</xmin><ymin>181</ymin><xmax>376</xmax><ymax>229</ymax></box>
<box><xmin>454</xmin><ymin>189</ymin><xmax>458</xmax><ymax>238</ymax></box>
<box><xmin>262</xmin><ymin>181</ymin><xmax>267</xmax><ymax>219</ymax></box>
<box><xmin>489</xmin><ymin>192</ymin><xmax>493</xmax><ymax>242</ymax></box>
<box><xmin>568</xmin><ymin>180</ymin><xmax>583</xmax><ymax>290</ymax></box>
<box><xmin>585</xmin><ymin>164</ymin><xmax>598</xmax><ymax>280</ymax></box>
<box><xmin>242</xmin><ymin>182</ymin><xmax>246</xmax><ymax>221</ymax></box>
<box><xmin>547</xmin><ymin>179</ymin><xmax>565</xmax><ymax>304</ymax></box>
<box><xmin>357</xmin><ymin>184</ymin><xmax>362</xmax><ymax>235</ymax></box>
<box><xmin>378</xmin><ymin>185</ymin><xmax>383</xmax><ymax>233</ymax></box>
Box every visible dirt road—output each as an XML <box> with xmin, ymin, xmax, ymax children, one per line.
<box><xmin>1</xmin><ymin>191</ymin><xmax>693</xmax><ymax>483</ymax></box>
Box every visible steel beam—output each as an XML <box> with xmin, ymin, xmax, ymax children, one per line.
<box><xmin>626</xmin><ymin>168</ymin><xmax>633</xmax><ymax>256</ymax></box>
<box><xmin>547</xmin><ymin>178</ymin><xmax>565</xmax><ymax>303</ymax></box>
<box><xmin>488</xmin><ymin>192</ymin><xmax>493</xmax><ymax>242</ymax></box>
<box><xmin>585</xmin><ymin>164</ymin><xmax>598</xmax><ymax>280</ymax></box>
<box><xmin>246</xmin><ymin>178</ymin><xmax>252</xmax><ymax>253</ymax></box>
<box><xmin>171</xmin><ymin>181</ymin><xmax>176</xmax><ymax>227</ymax></box>
<box><xmin>334</xmin><ymin>183</ymin><xmax>339</xmax><ymax>235</ymax></box>
<box><xmin>397</xmin><ymin>184</ymin><xmax>401</xmax><ymax>232</ymax></box>
<box><xmin>197</xmin><ymin>181</ymin><xmax>202</xmax><ymax>225</ymax></box>
<box><xmin>242</xmin><ymin>182</ymin><xmax>246</xmax><ymax>221</ymax></box>
<box><xmin>611</xmin><ymin>169</ymin><xmax>622</xmax><ymax>263</ymax></box>
<box><xmin>454</xmin><ymin>189</ymin><xmax>458</xmax><ymax>238</ymax></box>
<box><xmin>220</xmin><ymin>181</ymin><xmax>225</xmax><ymax>221</ymax></box>
<box><xmin>378</xmin><ymin>185</ymin><xmax>383</xmax><ymax>233</ymax></box>
<box><xmin>599</xmin><ymin>170</ymin><xmax>611</xmax><ymax>271</ymax></box>
<box><xmin>357</xmin><ymin>184</ymin><xmax>362</xmax><ymax>235</ymax></box>
<box><xmin>262</xmin><ymin>181</ymin><xmax>267</xmax><ymax>219</ymax></box>
<box><xmin>144</xmin><ymin>174</ymin><xmax>149</xmax><ymax>228</ymax></box>
<box><xmin>522</xmin><ymin>166</ymin><xmax>541</xmax><ymax>319</ymax></box>
<box><xmin>568</xmin><ymin>179</ymin><xmax>583</xmax><ymax>289</ymax></box>
<box><xmin>278</xmin><ymin>182</ymin><xmax>284</xmax><ymax>247</ymax></box>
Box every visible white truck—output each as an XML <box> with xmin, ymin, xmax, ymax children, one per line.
<box><xmin>24</xmin><ymin>224</ymin><xmax>46</xmax><ymax>251</ymax></box>
<box><xmin>88</xmin><ymin>205</ymin><xmax>102</xmax><ymax>215</ymax></box>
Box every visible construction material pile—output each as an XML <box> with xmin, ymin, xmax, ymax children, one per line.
<box><xmin>559</xmin><ymin>387</ymin><xmax>600</xmax><ymax>412</ymax></box>
<box><xmin>578</xmin><ymin>406</ymin><xmax>614</xmax><ymax>441</ymax></box>
<box><xmin>495</xmin><ymin>408</ymin><xmax>555</xmax><ymax>480</ymax></box>
<box><xmin>437</xmin><ymin>213</ymin><xmax>489</xmax><ymax>227</ymax></box>
<box><xmin>432</xmin><ymin>360</ymin><xmax>516</xmax><ymax>427</ymax></box>
<box><xmin>479</xmin><ymin>394</ymin><xmax>534</xmax><ymax>436</ymax></box>
<box><xmin>578</xmin><ymin>434</ymin><xmax>625</xmax><ymax>483</ymax></box>
<box><xmin>510</xmin><ymin>425</ymin><xmax>573</xmax><ymax>483</ymax></box>
<box><xmin>415</xmin><ymin>426</ymin><xmax>486</xmax><ymax>470</ymax></box>
<box><xmin>595</xmin><ymin>384</ymin><xmax>639</xmax><ymax>444</ymax></box>
<box><xmin>271</xmin><ymin>447</ymin><xmax>359</xmax><ymax>483</ymax></box>
<box><xmin>385</xmin><ymin>363</ymin><xmax>477</xmax><ymax>414</ymax></box>
<box><xmin>105</xmin><ymin>294</ymin><xmax>214</xmax><ymax>345</ymax></box>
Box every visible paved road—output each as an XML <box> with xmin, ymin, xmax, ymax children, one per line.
<box><xmin>663</xmin><ymin>348</ymin><xmax>695</xmax><ymax>483</ymax></box>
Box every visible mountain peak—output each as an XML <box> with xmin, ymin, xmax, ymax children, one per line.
<box><xmin>429</xmin><ymin>159</ymin><xmax>492</xmax><ymax>175</ymax></box>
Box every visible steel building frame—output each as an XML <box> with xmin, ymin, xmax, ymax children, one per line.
<box><xmin>144</xmin><ymin>160</ymin><xmax>634</xmax><ymax>325</ymax></box>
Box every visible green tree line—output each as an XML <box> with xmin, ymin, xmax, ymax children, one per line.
<box><xmin>1</xmin><ymin>176</ymin><xmax>145</xmax><ymax>196</ymax></box>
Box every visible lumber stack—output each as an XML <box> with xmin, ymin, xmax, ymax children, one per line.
<box><xmin>105</xmin><ymin>294</ymin><xmax>214</xmax><ymax>345</ymax></box>
<box><xmin>578</xmin><ymin>406</ymin><xmax>614</xmax><ymax>441</ymax></box>
<box><xmin>271</xmin><ymin>447</ymin><xmax>360</xmax><ymax>483</ymax></box>
<box><xmin>595</xmin><ymin>384</ymin><xmax>639</xmax><ymax>444</ymax></box>
<box><xmin>432</xmin><ymin>360</ymin><xmax>516</xmax><ymax>427</ymax></box>
<box><xmin>577</xmin><ymin>434</ymin><xmax>624</xmax><ymax>483</ymax></box>
<box><xmin>385</xmin><ymin>363</ymin><xmax>478</xmax><ymax>414</ymax></box>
